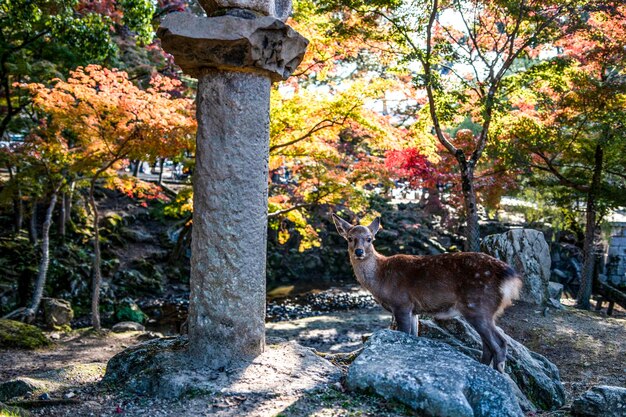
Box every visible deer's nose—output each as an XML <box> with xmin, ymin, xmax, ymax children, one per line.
<box><xmin>355</xmin><ymin>248</ymin><xmax>364</xmax><ymax>257</ymax></box>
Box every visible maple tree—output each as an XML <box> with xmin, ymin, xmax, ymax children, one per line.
<box><xmin>502</xmin><ymin>4</ymin><xmax>626</xmax><ymax>308</ymax></box>
<box><xmin>316</xmin><ymin>0</ymin><xmax>596</xmax><ymax>251</ymax></box>
<box><xmin>22</xmin><ymin>64</ymin><xmax>195</xmax><ymax>328</ymax></box>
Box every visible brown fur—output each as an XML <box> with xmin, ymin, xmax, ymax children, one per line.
<box><xmin>332</xmin><ymin>214</ymin><xmax>522</xmax><ymax>373</ymax></box>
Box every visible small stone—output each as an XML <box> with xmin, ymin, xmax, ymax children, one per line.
<box><xmin>63</xmin><ymin>392</ymin><xmax>76</xmax><ymax>399</ymax></box>
<box><xmin>137</xmin><ymin>331</ymin><xmax>164</xmax><ymax>341</ymax></box>
<box><xmin>112</xmin><ymin>322</ymin><xmax>145</xmax><ymax>333</ymax></box>
<box><xmin>38</xmin><ymin>392</ymin><xmax>50</xmax><ymax>400</ymax></box>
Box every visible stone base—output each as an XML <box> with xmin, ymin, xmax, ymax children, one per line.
<box><xmin>102</xmin><ymin>337</ymin><xmax>341</xmax><ymax>399</ymax></box>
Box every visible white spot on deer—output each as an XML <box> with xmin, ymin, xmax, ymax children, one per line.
<box><xmin>484</xmin><ymin>271</ymin><xmax>491</xmax><ymax>276</ymax></box>
<box><xmin>474</xmin><ymin>272</ymin><xmax>480</xmax><ymax>278</ymax></box>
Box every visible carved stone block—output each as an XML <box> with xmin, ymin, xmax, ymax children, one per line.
<box><xmin>157</xmin><ymin>12</ymin><xmax>308</xmax><ymax>81</ymax></box>
<box><xmin>198</xmin><ymin>0</ymin><xmax>292</xmax><ymax>21</ymax></box>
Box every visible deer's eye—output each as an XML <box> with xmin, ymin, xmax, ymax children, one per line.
<box><xmin>347</xmin><ymin>237</ymin><xmax>353</xmax><ymax>243</ymax></box>
<box><xmin>366</xmin><ymin>238</ymin><xmax>372</xmax><ymax>242</ymax></box>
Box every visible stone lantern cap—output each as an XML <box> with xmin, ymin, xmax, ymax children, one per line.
<box><xmin>198</xmin><ymin>0</ymin><xmax>292</xmax><ymax>22</ymax></box>
<box><xmin>157</xmin><ymin>12</ymin><xmax>308</xmax><ymax>81</ymax></box>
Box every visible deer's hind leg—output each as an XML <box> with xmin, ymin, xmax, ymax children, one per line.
<box><xmin>492</xmin><ymin>328</ymin><xmax>509</xmax><ymax>373</ymax></box>
<box><xmin>465</xmin><ymin>315</ymin><xmax>503</xmax><ymax>371</ymax></box>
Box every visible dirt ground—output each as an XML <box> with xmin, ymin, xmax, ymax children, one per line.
<box><xmin>0</xmin><ymin>298</ymin><xmax>624</xmax><ymax>416</ymax></box>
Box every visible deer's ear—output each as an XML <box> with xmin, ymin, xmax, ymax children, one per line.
<box><xmin>367</xmin><ymin>217</ymin><xmax>381</xmax><ymax>236</ymax></box>
<box><xmin>332</xmin><ymin>213</ymin><xmax>352</xmax><ymax>239</ymax></box>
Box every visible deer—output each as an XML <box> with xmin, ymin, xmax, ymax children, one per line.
<box><xmin>332</xmin><ymin>213</ymin><xmax>522</xmax><ymax>373</ymax></box>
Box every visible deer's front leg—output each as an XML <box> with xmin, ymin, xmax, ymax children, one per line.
<box><xmin>410</xmin><ymin>314</ymin><xmax>419</xmax><ymax>336</ymax></box>
<box><xmin>393</xmin><ymin>308</ymin><xmax>413</xmax><ymax>334</ymax></box>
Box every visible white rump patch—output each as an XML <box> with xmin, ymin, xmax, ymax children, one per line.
<box><xmin>496</xmin><ymin>277</ymin><xmax>523</xmax><ymax>317</ymax></box>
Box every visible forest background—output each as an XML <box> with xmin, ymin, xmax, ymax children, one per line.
<box><xmin>0</xmin><ymin>0</ymin><xmax>625</xmax><ymax>329</ymax></box>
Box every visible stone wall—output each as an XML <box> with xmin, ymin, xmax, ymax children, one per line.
<box><xmin>605</xmin><ymin>221</ymin><xmax>626</xmax><ymax>287</ymax></box>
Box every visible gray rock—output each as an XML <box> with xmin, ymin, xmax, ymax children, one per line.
<box><xmin>346</xmin><ymin>330</ymin><xmax>524</xmax><ymax>417</ymax></box>
<box><xmin>572</xmin><ymin>385</ymin><xmax>626</xmax><ymax>417</ymax></box>
<box><xmin>198</xmin><ymin>0</ymin><xmax>292</xmax><ymax>21</ymax></box>
<box><xmin>120</xmin><ymin>228</ymin><xmax>152</xmax><ymax>243</ymax></box>
<box><xmin>103</xmin><ymin>337</ymin><xmax>340</xmax><ymax>399</ymax></box>
<box><xmin>112</xmin><ymin>321</ymin><xmax>145</xmax><ymax>333</ymax></box>
<box><xmin>548</xmin><ymin>282</ymin><xmax>564</xmax><ymax>300</ymax></box>
<box><xmin>41</xmin><ymin>298</ymin><xmax>74</xmax><ymax>328</ymax></box>
<box><xmin>420</xmin><ymin>317</ymin><xmax>566</xmax><ymax>410</ymax></box>
<box><xmin>137</xmin><ymin>331</ymin><xmax>164</xmax><ymax>341</ymax></box>
<box><xmin>0</xmin><ymin>378</ymin><xmax>46</xmax><ymax>402</ymax></box>
<box><xmin>157</xmin><ymin>13</ymin><xmax>309</xmax><ymax>81</ymax></box>
<box><xmin>481</xmin><ymin>229</ymin><xmax>551</xmax><ymax>305</ymax></box>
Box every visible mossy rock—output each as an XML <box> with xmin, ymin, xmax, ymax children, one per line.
<box><xmin>0</xmin><ymin>401</ymin><xmax>32</xmax><ymax>417</ymax></box>
<box><xmin>115</xmin><ymin>299</ymin><xmax>148</xmax><ymax>324</ymax></box>
<box><xmin>0</xmin><ymin>320</ymin><xmax>51</xmax><ymax>350</ymax></box>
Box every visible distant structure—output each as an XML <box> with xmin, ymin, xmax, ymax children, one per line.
<box><xmin>605</xmin><ymin>213</ymin><xmax>626</xmax><ymax>287</ymax></box>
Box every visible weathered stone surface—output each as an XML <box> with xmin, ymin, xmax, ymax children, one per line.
<box><xmin>186</xmin><ymin>70</ymin><xmax>272</xmax><ymax>368</ymax></box>
<box><xmin>571</xmin><ymin>385</ymin><xmax>626</xmax><ymax>417</ymax></box>
<box><xmin>157</xmin><ymin>12</ymin><xmax>308</xmax><ymax>81</ymax></box>
<box><xmin>346</xmin><ymin>330</ymin><xmax>524</xmax><ymax>417</ymax></box>
<box><xmin>548</xmin><ymin>282</ymin><xmax>565</xmax><ymax>309</ymax></box>
<box><xmin>481</xmin><ymin>229</ymin><xmax>551</xmax><ymax>305</ymax></box>
<box><xmin>111</xmin><ymin>321</ymin><xmax>145</xmax><ymax>333</ymax></box>
<box><xmin>0</xmin><ymin>377</ymin><xmax>50</xmax><ymax>402</ymax></box>
<box><xmin>548</xmin><ymin>282</ymin><xmax>564</xmax><ymax>300</ymax></box>
<box><xmin>0</xmin><ymin>364</ymin><xmax>104</xmax><ymax>402</ymax></box>
<box><xmin>103</xmin><ymin>337</ymin><xmax>341</xmax><ymax>399</ymax></box>
<box><xmin>420</xmin><ymin>317</ymin><xmax>566</xmax><ymax>411</ymax></box>
<box><xmin>0</xmin><ymin>319</ymin><xmax>50</xmax><ymax>350</ymax></box>
<box><xmin>42</xmin><ymin>297</ymin><xmax>74</xmax><ymax>328</ymax></box>
<box><xmin>198</xmin><ymin>0</ymin><xmax>292</xmax><ymax>21</ymax></box>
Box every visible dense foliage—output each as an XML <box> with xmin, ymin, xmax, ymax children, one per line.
<box><xmin>0</xmin><ymin>0</ymin><xmax>624</xmax><ymax>322</ymax></box>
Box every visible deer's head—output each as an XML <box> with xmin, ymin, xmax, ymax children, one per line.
<box><xmin>332</xmin><ymin>214</ymin><xmax>380</xmax><ymax>260</ymax></box>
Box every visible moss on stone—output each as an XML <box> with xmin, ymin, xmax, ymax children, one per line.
<box><xmin>0</xmin><ymin>320</ymin><xmax>51</xmax><ymax>350</ymax></box>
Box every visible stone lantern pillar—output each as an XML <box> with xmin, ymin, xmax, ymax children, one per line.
<box><xmin>157</xmin><ymin>2</ymin><xmax>308</xmax><ymax>368</ymax></box>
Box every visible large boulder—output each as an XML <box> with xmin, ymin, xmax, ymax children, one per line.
<box><xmin>0</xmin><ymin>319</ymin><xmax>51</xmax><ymax>349</ymax></box>
<box><xmin>346</xmin><ymin>330</ymin><xmax>524</xmax><ymax>417</ymax></box>
<box><xmin>571</xmin><ymin>385</ymin><xmax>626</xmax><ymax>417</ymax></box>
<box><xmin>41</xmin><ymin>298</ymin><xmax>74</xmax><ymax>329</ymax></box>
<box><xmin>103</xmin><ymin>337</ymin><xmax>341</xmax><ymax>399</ymax></box>
<box><xmin>419</xmin><ymin>317</ymin><xmax>566</xmax><ymax>411</ymax></box>
<box><xmin>481</xmin><ymin>229</ymin><xmax>551</xmax><ymax>305</ymax></box>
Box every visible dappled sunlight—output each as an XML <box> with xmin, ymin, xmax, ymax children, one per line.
<box><xmin>267</xmin><ymin>308</ymin><xmax>392</xmax><ymax>353</ymax></box>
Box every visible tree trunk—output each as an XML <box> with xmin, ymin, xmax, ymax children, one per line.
<box><xmin>58</xmin><ymin>192</ymin><xmax>66</xmax><ymax>237</ymax></box>
<box><xmin>458</xmin><ymin>158</ymin><xmax>480</xmax><ymax>252</ymax></box>
<box><xmin>576</xmin><ymin>144</ymin><xmax>604</xmax><ymax>309</ymax></box>
<box><xmin>132</xmin><ymin>160</ymin><xmax>140</xmax><ymax>177</ymax></box>
<box><xmin>8</xmin><ymin>166</ymin><xmax>23</xmax><ymax>233</ymax></box>
<box><xmin>158</xmin><ymin>158</ymin><xmax>165</xmax><ymax>185</ymax></box>
<box><xmin>24</xmin><ymin>191</ymin><xmax>59</xmax><ymax>323</ymax></box>
<box><xmin>89</xmin><ymin>181</ymin><xmax>102</xmax><ymax>330</ymax></box>
<box><xmin>29</xmin><ymin>201</ymin><xmax>38</xmax><ymax>245</ymax></box>
<box><xmin>64</xmin><ymin>181</ymin><xmax>74</xmax><ymax>226</ymax></box>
